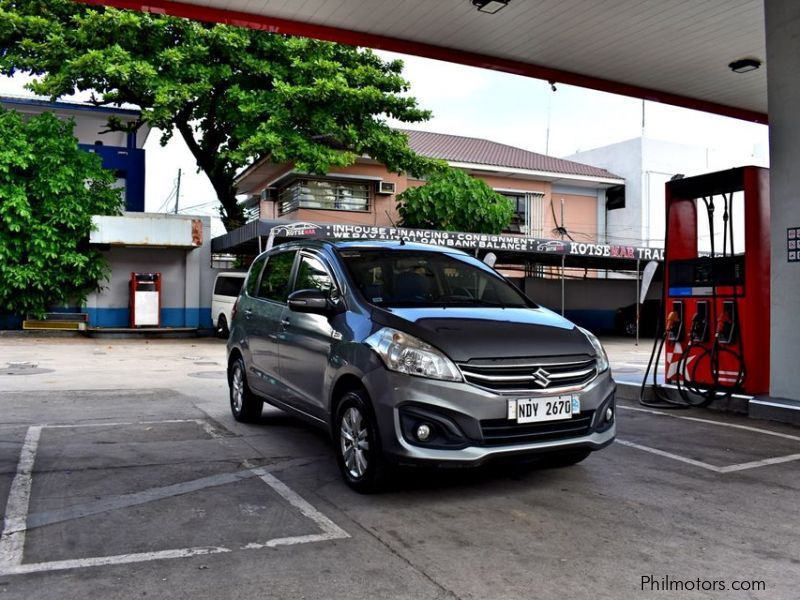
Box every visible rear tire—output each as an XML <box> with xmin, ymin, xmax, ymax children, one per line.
<box><xmin>217</xmin><ymin>315</ymin><xmax>229</xmax><ymax>339</ymax></box>
<box><xmin>334</xmin><ymin>390</ymin><xmax>387</xmax><ymax>493</ymax></box>
<box><xmin>229</xmin><ymin>357</ymin><xmax>263</xmax><ymax>423</ymax></box>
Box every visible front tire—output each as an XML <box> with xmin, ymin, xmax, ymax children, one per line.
<box><xmin>334</xmin><ymin>390</ymin><xmax>386</xmax><ymax>493</ymax></box>
<box><xmin>229</xmin><ymin>357</ymin><xmax>263</xmax><ymax>423</ymax></box>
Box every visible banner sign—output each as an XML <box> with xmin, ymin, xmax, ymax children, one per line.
<box><xmin>269</xmin><ymin>222</ymin><xmax>664</xmax><ymax>262</ymax></box>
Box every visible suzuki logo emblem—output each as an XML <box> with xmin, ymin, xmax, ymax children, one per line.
<box><xmin>532</xmin><ymin>367</ymin><xmax>551</xmax><ymax>388</ymax></box>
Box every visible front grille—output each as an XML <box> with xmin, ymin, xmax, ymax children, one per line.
<box><xmin>480</xmin><ymin>411</ymin><xmax>595</xmax><ymax>447</ymax></box>
<box><xmin>458</xmin><ymin>358</ymin><xmax>597</xmax><ymax>393</ymax></box>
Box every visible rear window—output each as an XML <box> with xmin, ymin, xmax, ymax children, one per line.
<box><xmin>214</xmin><ymin>275</ymin><xmax>244</xmax><ymax>297</ymax></box>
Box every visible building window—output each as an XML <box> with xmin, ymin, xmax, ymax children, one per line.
<box><xmin>278</xmin><ymin>179</ymin><xmax>371</xmax><ymax>215</ymax></box>
<box><xmin>501</xmin><ymin>193</ymin><xmax>528</xmax><ymax>234</ymax></box>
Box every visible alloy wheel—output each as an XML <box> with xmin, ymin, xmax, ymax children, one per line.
<box><xmin>340</xmin><ymin>406</ymin><xmax>370</xmax><ymax>479</ymax></box>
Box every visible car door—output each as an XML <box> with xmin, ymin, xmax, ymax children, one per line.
<box><xmin>278</xmin><ymin>251</ymin><xmax>339</xmax><ymax>420</ymax></box>
<box><xmin>247</xmin><ymin>250</ymin><xmax>297</xmax><ymax>401</ymax></box>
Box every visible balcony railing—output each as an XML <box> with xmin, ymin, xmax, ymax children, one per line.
<box><xmin>278</xmin><ymin>179</ymin><xmax>371</xmax><ymax>215</ymax></box>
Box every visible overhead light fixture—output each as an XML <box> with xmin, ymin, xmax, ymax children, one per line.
<box><xmin>472</xmin><ymin>0</ymin><xmax>509</xmax><ymax>14</ymax></box>
<box><xmin>728</xmin><ymin>58</ymin><xmax>761</xmax><ymax>73</ymax></box>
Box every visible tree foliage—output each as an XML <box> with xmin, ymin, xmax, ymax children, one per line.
<box><xmin>397</xmin><ymin>168</ymin><xmax>514</xmax><ymax>234</ymax></box>
<box><xmin>0</xmin><ymin>0</ymin><xmax>437</xmax><ymax>230</ymax></box>
<box><xmin>0</xmin><ymin>109</ymin><xmax>122</xmax><ymax>317</ymax></box>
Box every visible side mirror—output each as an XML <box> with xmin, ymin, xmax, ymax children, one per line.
<box><xmin>288</xmin><ymin>289</ymin><xmax>338</xmax><ymax>315</ymax></box>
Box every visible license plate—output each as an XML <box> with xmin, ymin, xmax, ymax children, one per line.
<box><xmin>507</xmin><ymin>395</ymin><xmax>580</xmax><ymax>424</ymax></box>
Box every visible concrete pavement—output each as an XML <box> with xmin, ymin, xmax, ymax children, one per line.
<box><xmin>0</xmin><ymin>336</ymin><xmax>797</xmax><ymax>599</ymax></box>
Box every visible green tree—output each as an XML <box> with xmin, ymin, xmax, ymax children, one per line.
<box><xmin>397</xmin><ymin>168</ymin><xmax>514</xmax><ymax>234</ymax></box>
<box><xmin>0</xmin><ymin>1</ymin><xmax>436</xmax><ymax>230</ymax></box>
<box><xmin>0</xmin><ymin>109</ymin><xmax>122</xmax><ymax>317</ymax></box>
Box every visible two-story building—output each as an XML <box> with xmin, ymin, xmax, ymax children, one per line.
<box><xmin>234</xmin><ymin>129</ymin><xmax>624</xmax><ymax>243</ymax></box>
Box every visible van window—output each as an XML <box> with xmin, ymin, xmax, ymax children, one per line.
<box><xmin>214</xmin><ymin>275</ymin><xmax>244</xmax><ymax>297</ymax></box>
<box><xmin>256</xmin><ymin>251</ymin><xmax>296</xmax><ymax>303</ymax></box>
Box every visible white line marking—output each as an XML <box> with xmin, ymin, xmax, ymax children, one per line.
<box><xmin>39</xmin><ymin>419</ymin><xmax>225</xmax><ymax>439</ymax></box>
<box><xmin>0</xmin><ymin>426</ymin><xmax>348</xmax><ymax>577</ymax></box>
<box><xmin>43</xmin><ymin>419</ymin><xmax>204</xmax><ymax>429</ymax></box>
<box><xmin>0</xmin><ymin>426</ymin><xmax>42</xmax><ymax>566</ymax></box>
<box><xmin>718</xmin><ymin>453</ymin><xmax>800</xmax><ymax>473</ymax></box>
<box><xmin>0</xmin><ymin>546</ymin><xmax>231</xmax><ymax>576</ymax></box>
<box><xmin>618</xmin><ymin>440</ymin><xmax>800</xmax><ymax>474</ymax></box>
<box><xmin>616</xmin><ymin>439</ymin><xmax>724</xmax><ymax>473</ymax></box>
<box><xmin>749</xmin><ymin>399</ymin><xmax>800</xmax><ymax>410</ymax></box>
<box><xmin>618</xmin><ymin>405</ymin><xmax>800</xmax><ymax>442</ymax></box>
<box><xmin>249</xmin><ymin>467</ymin><xmax>349</xmax><ymax>543</ymax></box>
<box><xmin>25</xmin><ymin>458</ymin><xmax>314</xmax><ymax>531</ymax></box>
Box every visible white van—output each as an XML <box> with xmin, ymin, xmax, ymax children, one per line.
<box><xmin>212</xmin><ymin>272</ymin><xmax>246</xmax><ymax>337</ymax></box>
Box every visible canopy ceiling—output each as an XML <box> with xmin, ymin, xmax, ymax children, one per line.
<box><xmin>79</xmin><ymin>0</ymin><xmax>767</xmax><ymax>123</ymax></box>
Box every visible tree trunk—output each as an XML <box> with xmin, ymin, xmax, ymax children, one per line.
<box><xmin>174</xmin><ymin>119</ymin><xmax>244</xmax><ymax>232</ymax></box>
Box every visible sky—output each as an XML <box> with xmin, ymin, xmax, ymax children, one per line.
<box><xmin>0</xmin><ymin>49</ymin><xmax>770</xmax><ymax>239</ymax></box>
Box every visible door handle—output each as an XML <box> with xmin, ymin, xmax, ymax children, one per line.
<box><xmin>280</xmin><ymin>317</ymin><xmax>291</xmax><ymax>328</ymax></box>
<box><xmin>244</xmin><ymin>309</ymin><xmax>253</xmax><ymax>319</ymax></box>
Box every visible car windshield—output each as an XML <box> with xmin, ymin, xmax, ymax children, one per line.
<box><xmin>340</xmin><ymin>249</ymin><xmax>533</xmax><ymax>308</ymax></box>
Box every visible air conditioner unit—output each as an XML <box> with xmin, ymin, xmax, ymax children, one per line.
<box><xmin>377</xmin><ymin>181</ymin><xmax>396</xmax><ymax>195</ymax></box>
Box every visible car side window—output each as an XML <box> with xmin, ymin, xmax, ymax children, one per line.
<box><xmin>295</xmin><ymin>254</ymin><xmax>335</xmax><ymax>295</ymax></box>
<box><xmin>244</xmin><ymin>256</ymin><xmax>268</xmax><ymax>297</ymax></box>
<box><xmin>256</xmin><ymin>251</ymin><xmax>296</xmax><ymax>303</ymax></box>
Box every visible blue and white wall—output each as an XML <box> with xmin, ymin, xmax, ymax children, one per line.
<box><xmin>85</xmin><ymin>213</ymin><xmax>215</xmax><ymax>330</ymax></box>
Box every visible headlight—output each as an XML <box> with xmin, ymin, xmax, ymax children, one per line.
<box><xmin>365</xmin><ymin>327</ymin><xmax>462</xmax><ymax>382</ymax></box>
<box><xmin>578</xmin><ymin>327</ymin><xmax>610</xmax><ymax>373</ymax></box>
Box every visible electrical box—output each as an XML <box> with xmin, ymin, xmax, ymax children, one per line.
<box><xmin>130</xmin><ymin>272</ymin><xmax>161</xmax><ymax>327</ymax></box>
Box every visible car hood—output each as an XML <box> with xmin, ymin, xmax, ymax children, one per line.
<box><xmin>371</xmin><ymin>306</ymin><xmax>596</xmax><ymax>362</ymax></box>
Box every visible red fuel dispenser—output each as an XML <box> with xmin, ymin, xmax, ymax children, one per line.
<box><xmin>663</xmin><ymin>166</ymin><xmax>770</xmax><ymax>398</ymax></box>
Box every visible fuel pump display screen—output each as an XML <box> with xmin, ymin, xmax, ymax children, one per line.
<box><xmin>668</xmin><ymin>256</ymin><xmax>744</xmax><ymax>297</ymax></box>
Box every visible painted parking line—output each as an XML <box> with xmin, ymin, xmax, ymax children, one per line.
<box><xmin>618</xmin><ymin>405</ymin><xmax>800</xmax><ymax>442</ymax></box>
<box><xmin>24</xmin><ymin>457</ymin><xmax>317</xmax><ymax>532</ymax></box>
<box><xmin>0</xmin><ymin>426</ymin><xmax>41</xmax><ymax>567</ymax></box>
<box><xmin>0</xmin><ymin>421</ymin><xmax>349</xmax><ymax>576</ymax></box>
<box><xmin>615</xmin><ymin>439</ymin><xmax>725</xmax><ymax>473</ymax></box>
<box><xmin>616</xmin><ymin>405</ymin><xmax>800</xmax><ymax>473</ymax></box>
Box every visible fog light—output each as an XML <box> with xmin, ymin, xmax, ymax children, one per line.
<box><xmin>605</xmin><ymin>407</ymin><xmax>614</xmax><ymax>422</ymax></box>
<box><xmin>416</xmin><ymin>423</ymin><xmax>432</xmax><ymax>441</ymax></box>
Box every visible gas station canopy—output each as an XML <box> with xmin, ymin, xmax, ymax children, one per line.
<box><xmin>83</xmin><ymin>0</ymin><xmax>767</xmax><ymax>123</ymax></box>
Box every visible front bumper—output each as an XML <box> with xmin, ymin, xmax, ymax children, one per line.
<box><xmin>361</xmin><ymin>367</ymin><xmax>616</xmax><ymax>467</ymax></box>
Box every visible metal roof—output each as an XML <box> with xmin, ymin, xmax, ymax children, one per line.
<box><xmin>82</xmin><ymin>0</ymin><xmax>767</xmax><ymax>123</ymax></box>
<box><xmin>403</xmin><ymin>130</ymin><xmax>622</xmax><ymax>180</ymax></box>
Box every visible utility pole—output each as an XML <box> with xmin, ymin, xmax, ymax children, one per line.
<box><xmin>173</xmin><ymin>169</ymin><xmax>182</xmax><ymax>214</ymax></box>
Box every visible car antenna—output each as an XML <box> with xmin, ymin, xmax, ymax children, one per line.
<box><xmin>385</xmin><ymin>210</ymin><xmax>406</xmax><ymax>245</ymax></box>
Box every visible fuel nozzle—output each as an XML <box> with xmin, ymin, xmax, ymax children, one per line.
<box><xmin>666</xmin><ymin>301</ymin><xmax>684</xmax><ymax>341</ymax></box>
<box><xmin>690</xmin><ymin>301</ymin><xmax>709</xmax><ymax>342</ymax></box>
<box><xmin>666</xmin><ymin>311</ymin><xmax>679</xmax><ymax>333</ymax></box>
<box><xmin>717</xmin><ymin>301</ymin><xmax>736</xmax><ymax>344</ymax></box>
